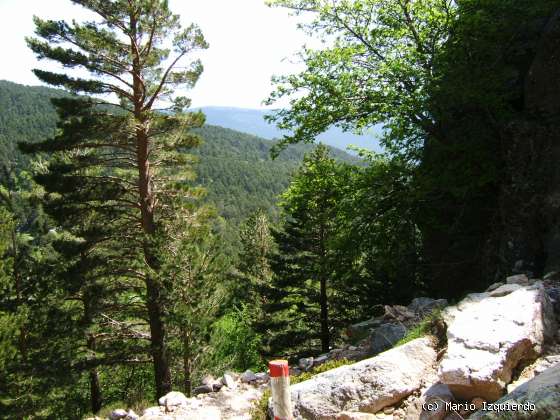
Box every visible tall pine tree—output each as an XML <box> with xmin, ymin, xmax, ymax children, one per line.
<box><xmin>22</xmin><ymin>0</ymin><xmax>208</xmax><ymax>398</ymax></box>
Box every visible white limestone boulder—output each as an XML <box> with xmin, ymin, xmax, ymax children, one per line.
<box><xmin>158</xmin><ymin>391</ymin><xmax>188</xmax><ymax>411</ymax></box>
<box><xmin>290</xmin><ymin>337</ymin><xmax>437</xmax><ymax>419</ymax></box>
<box><xmin>439</xmin><ymin>282</ymin><xmax>557</xmax><ymax>401</ymax></box>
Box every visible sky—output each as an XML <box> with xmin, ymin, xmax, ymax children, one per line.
<box><xmin>0</xmin><ymin>0</ymin><xmax>312</xmax><ymax>108</ymax></box>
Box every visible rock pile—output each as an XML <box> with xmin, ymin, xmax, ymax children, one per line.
<box><xmin>286</xmin><ymin>275</ymin><xmax>559</xmax><ymax>420</ymax></box>
<box><xmin>103</xmin><ymin>273</ymin><xmax>559</xmax><ymax>420</ymax></box>
<box><xmin>291</xmin><ymin>297</ymin><xmax>448</xmax><ymax>375</ymax></box>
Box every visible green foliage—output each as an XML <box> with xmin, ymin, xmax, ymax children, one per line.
<box><xmin>204</xmin><ymin>307</ymin><xmax>265</xmax><ymax>375</ymax></box>
<box><xmin>163</xmin><ymin>203</ymin><xmax>231</xmax><ymax>396</ymax></box>
<box><xmin>261</xmin><ymin>145</ymin><xmax>345</xmax><ymax>356</ymax></box>
<box><xmin>250</xmin><ymin>387</ymin><xmax>271</xmax><ymax>420</ymax></box>
<box><xmin>265</xmin><ymin>0</ymin><xmax>455</xmax><ymax>160</ymax></box>
<box><xmin>291</xmin><ymin>358</ymin><xmax>351</xmax><ymax>385</ymax></box>
<box><xmin>332</xmin><ymin>151</ymin><xmax>423</xmax><ymax>313</ymax></box>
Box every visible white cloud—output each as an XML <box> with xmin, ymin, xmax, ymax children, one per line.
<box><xmin>0</xmin><ymin>0</ymin><xmax>313</xmax><ymax>109</ymax></box>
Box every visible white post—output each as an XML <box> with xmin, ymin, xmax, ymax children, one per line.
<box><xmin>269</xmin><ymin>359</ymin><xmax>292</xmax><ymax>420</ymax></box>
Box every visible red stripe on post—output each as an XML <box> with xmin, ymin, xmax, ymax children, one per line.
<box><xmin>269</xmin><ymin>359</ymin><xmax>289</xmax><ymax>377</ymax></box>
<box><xmin>269</xmin><ymin>359</ymin><xmax>292</xmax><ymax>419</ymax></box>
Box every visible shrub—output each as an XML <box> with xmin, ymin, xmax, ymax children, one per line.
<box><xmin>205</xmin><ymin>306</ymin><xmax>265</xmax><ymax>374</ymax></box>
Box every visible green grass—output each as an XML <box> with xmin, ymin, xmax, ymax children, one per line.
<box><xmin>250</xmin><ymin>358</ymin><xmax>352</xmax><ymax>420</ymax></box>
<box><xmin>393</xmin><ymin>309</ymin><xmax>444</xmax><ymax>347</ymax></box>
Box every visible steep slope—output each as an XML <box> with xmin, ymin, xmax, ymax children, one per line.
<box><xmin>0</xmin><ymin>80</ymin><xmax>358</xmax><ymax>223</ymax></box>
<box><xmin>0</xmin><ymin>80</ymin><xmax>65</xmax><ymax>169</ymax></box>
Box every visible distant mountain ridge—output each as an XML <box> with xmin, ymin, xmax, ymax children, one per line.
<box><xmin>197</xmin><ymin>106</ymin><xmax>383</xmax><ymax>153</ymax></box>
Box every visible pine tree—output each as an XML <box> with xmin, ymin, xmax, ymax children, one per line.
<box><xmin>23</xmin><ymin>0</ymin><xmax>208</xmax><ymax>398</ymax></box>
<box><xmin>261</xmin><ymin>145</ymin><xmax>342</xmax><ymax>356</ymax></box>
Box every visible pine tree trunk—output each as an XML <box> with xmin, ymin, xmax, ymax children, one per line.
<box><xmin>133</xmin><ymin>60</ymin><xmax>171</xmax><ymax>397</ymax></box>
<box><xmin>89</xmin><ymin>369</ymin><xmax>103</xmax><ymax>413</ymax></box>
<box><xmin>319</xmin><ymin>222</ymin><xmax>330</xmax><ymax>353</ymax></box>
<box><xmin>86</xmin><ymin>332</ymin><xmax>102</xmax><ymax>413</ymax></box>
<box><xmin>319</xmin><ymin>276</ymin><xmax>329</xmax><ymax>353</ymax></box>
<box><xmin>183</xmin><ymin>329</ymin><xmax>192</xmax><ymax>397</ymax></box>
<box><xmin>146</xmin><ymin>277</ymin><xmax>172</xmax><ymax>398</ymax></box>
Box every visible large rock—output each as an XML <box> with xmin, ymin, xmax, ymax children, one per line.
<box><xmin>470</xmin><ymin>363</ymin><xmax>560</xmax><ymax>419</ymax></box>
<box><xmin>439</xmin><ymin>283</ymin><xmax>557</xmax><ymax>401</ymax></box>
<box><xmin>369</xmin><ymin>323</ymin><xmax>407</xmax><ymax>355</ymax></box>
<box><xmin>290</xmin><ymin>337</ymin><xmax>437</xmax><ymax>419</ymax></box>
<box><xmin>347</xmin><ymin>318</ymin><xmax>382</xmax><ymax>338</ymax></box>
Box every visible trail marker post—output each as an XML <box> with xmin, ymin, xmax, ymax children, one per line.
<box><xmin>269</xmin><ymin>359</ymin><xmax>292</xmax><ymax>420</ymax></box>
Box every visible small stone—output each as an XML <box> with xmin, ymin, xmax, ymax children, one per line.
<box><xmin>241</xmin><ymin>369</ymin><xmax>257</xmax><ymax>383</ymax></box>
<box><xmin>486</xmin><ymin>282</ymin><xmax>504</xmax><ymax>292</ymax></box>
<box><xmin>109</xmin><ymin>409</ymin><xmax>128</xmax><ymax>420</ymax></box>
<box><xmin>544</xmin><ymin>271</ymin><xmax>560</xmax><ymax>281</ymax></box>
<box><xmin>290</xmin><ymin>367</ymin><xmax>302</xmax><ymax>376</ymax></box>
<box><xmin>383</xmin><ymin>406</ymin><xmax>395</xmax><ymax>414</ymax></box>
<box><xmin>336</xmin><ymin>412</ymin><xmax>376</xmax><ymax>420</ymax></box>
<box><xmin>408</xmin><ymin>297</ymin><xmax>448</xmax><ymax>315</ymax></box>
<box><xmin>193</xmin><ymin>384</ymin><xmax>213</xmax><ymax>395</ymax></box>
<box><xmin>212</xmin><ymin>382</ymin><xmax>223</xmax><ymax>392</ymax></box>
<box><xmin>158</xmin><ymin>391</ymin><xmax>188</xmax><ymax>408</ymax></box>
<box><xmin>488</xmin><ymin>283</ymin><xmax>522</xmax><ymax>297</ymax></box>
<box><xmin>222</xmin><ymin>373</ymin><xmax>237</xmax><ymax>389</ymax></box>
<box><xmin>142</xmin><ymin>407</ymin><xmax>162</xmax><ymax>417</ymax></box>
<box><xmin>255</xmin><ymin>372</ymin><xmax>269</xmax><ymax>383</ymax></box>
<box><xmin>348</xmin><ymin>345</ymin><xmax>358</xmax><ymax>351</ymax></box>
<box><xmin>506</xmin><ymin>274</ymin><xmax>529</xmax><ymax>285</ymax></box>
<box><xmin>298</xmin><ymin>357</ymin><xmax>314</xmax><ymax>371</ymax></box>
<box><xmin>314</xmin><ymin>355</ymin><xmax>328</xmax><ymax>365</ymax></box>
<box><xmin>369</xmin><ymin>323</ymin><xmax>407</xmax><ymax>355</ymax></box>
<box><xmin>201</xmin><ymin>374</ymin><xmax>215</xmax><ymax>386</ymax></box>
<box><xmin>125</xmin><ymin>410</ymin><xmax>139</xmax><ymax>420</ymax></box>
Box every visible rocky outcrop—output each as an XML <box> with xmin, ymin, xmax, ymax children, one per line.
<box><xmin>439</xmin><ymin>282</ymin><xmax>557</xmax><ymax>401</ymax></box>
<box><xmin>290</xmin><ymin>337</ymin><xmax>438</xmax><ymax>419</ymax></box>
<box><xmin>470</xmin><ymin>363</ymin><xmax>560</xmax><ymax>419</ymax></box>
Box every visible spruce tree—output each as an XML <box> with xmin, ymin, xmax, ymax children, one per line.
<box><xmin>23</xmin><ymin>0</ymin><xmax>208</xmax><ymax>398</ymax></box>
<box><xmin>261</xmin><ymin>145</ymin><xmax>342</xmax><ymax>355</ymax></box>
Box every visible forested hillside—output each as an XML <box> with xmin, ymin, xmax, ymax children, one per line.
<box><xmin>1</xmin><ymin>1</ymin><xmax>560</xmax><ymax>418</ymax></box>
<box><xmin>0</xmin><ymin>80</ymin><xmax>357</xmax><ymax>224</ymax></box>
<box><xmin>0</xmin><ymin>81</ymin><xmax>64</xmax><ymax>168</ymax></box>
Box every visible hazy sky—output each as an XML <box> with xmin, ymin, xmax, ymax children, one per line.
<box><xmin>0</xmin><ymin>0</ymin><xmax>312</xmax><ymax>108</ymax></box>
